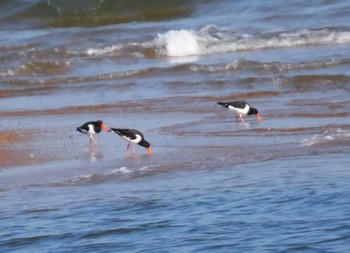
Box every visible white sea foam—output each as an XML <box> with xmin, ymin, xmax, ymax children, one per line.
<box><xmin>299</xmin><ymin>128</ymin><xmax>350</xmax><ymax>147</ymax></box>
<box><xmin>70</xmin><ymin>174</ymin><xmax>98</xmax><ymax>183</ymax></box>
<box><xmin>111</xmin><ymin>166</ymin><xmax>131</xmax><ymax>174</ymax></box>
<box><xmin>153</xmin><ymin>27</ymin><xmax>350</xmax><ymax>57</ymax></box>
<box><xmin>0</xmin><ymin>69</ymin><xmax>16</xmax><ymax>77</ymax></box>
<box><xmin>86</xmin><ymin>45</ymin><xmax>121</xmax><ymax>56</ymax></box>
<box><xmin>110</xmin><ymin>166</ymin><xmax>151</xmax><ymax>174</ymax></box>
<box><xmin>76</xmin><ymin>27</ymin><xmax>350</xmax><ymax>59</ymax></box>
<box><xmin>154</xmin><ymin>29</ymin><xmax>204</xmax><ymax>57</ymax></box>
<box><xmin>66</xmin><ymin>166</ymin><xmax>134</xmax><ymax>185</ymax></box>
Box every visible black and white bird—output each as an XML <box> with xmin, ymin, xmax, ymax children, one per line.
<box><xmin>109</xmin><ymin>128</ymin><xmax>152</xmax><ymax>156</ymax></box>
<box><xmin>217</xmin><ymin>101</ymin><xmax>262</xmax><ymax>122</ymax></box>
<box><xmin>76</xmin><ymin>120</ymin><xmax>109</xmax><ymax>147</ymax></box>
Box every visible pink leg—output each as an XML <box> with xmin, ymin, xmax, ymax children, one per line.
<box><xmin>130</xmin><ymin>144</ymin><xmax>138</xmax><ymax>156</ymax></box>
<box><xmin>89</xmin><ymin>138</ymin><xmax>96</xmax><ymax>148</ymax></box>
<box><xmin>90</xmin><ymin>136</ymin><xmax>100</xmax><ymax>147</ymax></box>
<box><xmin>239</xmin><ymin>114</ymin><xmax>245</xmax><ymax>122</ymax></box>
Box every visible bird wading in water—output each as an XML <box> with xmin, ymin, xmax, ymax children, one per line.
<box><xmin>109</xmin><ymin>128</ymin><xmax>152</xmax><ymax>156</ymax></box>
<box><xmin>76</xmin><ymin>120</ymin><xmax>109</xmax><ymax>147</ymax></box>
<box><xmin>217</xmin><ymin>101</ymin><xmax>262</xmax><ymax>122</ymax></box>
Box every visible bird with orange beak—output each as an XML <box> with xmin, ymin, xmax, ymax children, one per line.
<box><xmin>77</xmin><ymin>120</ymin><xmax>109</xmax><ymax>147</ymax></box>
<box><xmin>109</xmin><ymin>128</ymin><xmax>152</xmax><ymax>156</ymax></box>
<box><xmin>217</xmin><ymin>101</ymin><xmax>262</xmax><ymax>122</ymax></box>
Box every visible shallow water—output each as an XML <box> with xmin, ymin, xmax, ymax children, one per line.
<box><xmin>1</xmin><ymin>0</ymin><xmax>350</xmax><ymax>252</ymax></box>
<box><xmin>1</xmin><ymin>154</ymin><xmax>350</xmax><ymax>252</ymax></box>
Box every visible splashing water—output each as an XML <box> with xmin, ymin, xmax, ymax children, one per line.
<box><xmin>154</xmin><ymin>29</ymin><xmax>201</xmax><ymax>57</ymax></box>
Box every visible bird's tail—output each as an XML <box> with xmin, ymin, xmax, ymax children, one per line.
<box><xmin>109</xmin><ymin>128</ymin><xmax>122</xmax><ymax>135</ymax></box>
<box><xmin>217</xmin><ymin>102</ymin><xmax>228</xmax><ymax>108</ymax></box>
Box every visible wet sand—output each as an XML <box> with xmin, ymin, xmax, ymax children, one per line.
<box><xmin>1</xmin><ymin>94</ymin><xmax>349</xmax><ymax>191</ymax></box>
<box><xmin>0</xmin><ymin>130</ymin><xmax>33</xmax><ymax>168</ymax></box>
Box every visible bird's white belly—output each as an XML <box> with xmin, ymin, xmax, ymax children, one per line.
<box><xmin>87</xmin><ymin>124</ymin><xmax>97</xmax><ymax>135</ymax></box>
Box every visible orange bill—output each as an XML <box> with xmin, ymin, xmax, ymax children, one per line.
<box><xmin>147</xmin><ymin>147</ymin><xmax>152</xmax><ymax>156</ymax></box>
<box><xmin>101</xmin><ymin>123</ymin><xmax>109</xmax><ymax>132</ymax></box>
<box><xmin>256</xmin><ymin>114</ymin><xmax>262</xmax><ymax>121</ymax></box>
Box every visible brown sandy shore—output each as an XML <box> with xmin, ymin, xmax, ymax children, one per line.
<box><xmin>0</xmin><ymin>103</ymin><xmax>132</xmax><ymax>169</ymax></box>
<box><xmin>0</xmin><ymin>96</ymin><xmax>213</xmax><ymax>169</ymax></box>
<box><xmin>0</xmin><ymin>116</ymin><xmax>97</xmax><ymax>171</ymax></box>
<box><xmin>0</xmin><ymin>130</ymin><xmax>33</xmax><ymax>168</ymax></box>
<box><xmin>0</xmin><ymin>110</ymin><xmax>87</xmax><ymax>169</ymax></box>
<box><xmin>0</xmin><ymin>129</ymin><xmax>54</xmax><ymax>168</ymax></box>
<box><xmin>0</xmin><ymin>103</ymin><xmax>166</xmax><ymax>170</ymax></box>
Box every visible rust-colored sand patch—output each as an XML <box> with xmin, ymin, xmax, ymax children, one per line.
<box><xmin>0</xmin><ymin>147</ymin><xmax>30</xmax><ymax>168</ymax></box>
<box><xmin>0</xmin><ymin>130</ymin><xmax>50</xmax><ymax>168</ymax></box>
<box><xmin>1</xmin><ymin>130</ymin><xmax>30</xmax><ymax>168</ymax></box>
<box><xmin>0</xmin><ymin>130</ymin><xmax>27</xmax><ymax>144</ymax></box>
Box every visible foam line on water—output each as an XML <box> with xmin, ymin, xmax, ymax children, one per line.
<box><xmin>299</xmin><ymin>128</ymin><xmax>350</xmax><ymax>147</ymax></box>
<box><xmin>77</xmin><ymin>26</ymin><xmax>350</xmax><ymax>58</ymax></box>
<box><xmin>153</xmin><ymin>26</ymin><xmax>350</xmax><ymax>57</ymax></box>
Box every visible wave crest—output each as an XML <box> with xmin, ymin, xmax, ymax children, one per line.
<box><xmin>153</xmin><ymin>27</ymin><xmax>350</xmax><ymax>57</ymax></box>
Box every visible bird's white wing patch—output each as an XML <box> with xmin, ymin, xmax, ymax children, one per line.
<box><xmin>122</xmin><ymin>134</ymin><xmax>142</xmax><ymax>144</ymax></box>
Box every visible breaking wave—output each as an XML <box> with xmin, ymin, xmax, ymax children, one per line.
<box><xmin>83</xmin><ymin>26</ymin><xmax>350</xmax><ymax>58</ymax></box>
<box><xmin>300</xmin><ymin>128</ymin><xmax>350</xmax><ymax>147</ymax></box>
<box><xmin>152</xmin><ymin>26</ymin><xmax>350</xmax><ymax>57</ymax></box>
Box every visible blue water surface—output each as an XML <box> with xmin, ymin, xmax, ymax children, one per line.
<box><xmin>1</xmin><ymin>153</ymin><xmax>349</xmax><ymax>252</ymax></box>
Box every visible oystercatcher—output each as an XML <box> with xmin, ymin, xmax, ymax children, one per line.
<box><xmin>217</xmin><ymin>101</ymin><xmax>262</xmax><ymax>122</ymax></box>
<box><xmin>76</xmin><ymin>120</ymin><xmax>109</xmax><ymax>147</ymax></box>
<box><xmin>109</xmin><ymin>128</ymin><xmax>152</xmax><ymax>156</ymax></box>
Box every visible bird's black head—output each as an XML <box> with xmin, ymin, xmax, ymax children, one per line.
<box><xmin>96</xmin><ymin>120</ymin><xmax>109</xmax><ymax>132</ymax></box>
<box><xmin>249</xmin><ymin>107</ymin><xmax>262</xmax><ymax>121</ymax></box>
<box><xmin>249</xmin><ymin>107</ymin><xmax>258</xmax><ymax>115</ymax></box>
<box><xmin>140</xmin><ymin>139</ymin><xmax>152</xmax><ymax>155</ymax></box>
<box><xmin>140</xmin><ymin>140</ymin><xmax>151</xmax><ymax>148</ymax></box>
